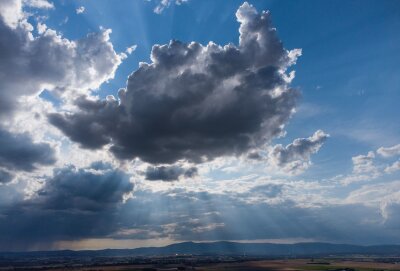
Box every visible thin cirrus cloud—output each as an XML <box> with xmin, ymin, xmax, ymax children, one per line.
<box><xmin>49</xmin><ymin>2</ymin><xmax>302</xmax><ymax>165</ymax></box>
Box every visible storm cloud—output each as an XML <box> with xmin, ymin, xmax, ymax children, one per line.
<box><xmin>0</xmin><ymin>163</ymin><xmax>133</xmax><ymax>249</ymax></box>
<box><xmin>0</xmin><ymin>169</ymin><xmax>13</xmax><ymax>184</ymax></box>
<box><xmin>0</xmin><ymin>127</ymin><xmax>56</xmax><ymax>172</ymax></box>
<box><xmin>49</xmin><ymin>2</ymin><xmax>301</xmax><ymax>164</ymax></box>
<box><xmin>145</xmin><ymin>165</ymin><xmax>198</xmax><ymax>181</ymax></box>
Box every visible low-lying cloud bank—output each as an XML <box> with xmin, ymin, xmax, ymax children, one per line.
<box><xmin>2</xmin><ymin>180</ymin><xmax>400</xmax><ymax>250</ymax></box>
<box><xmin>0</xmin><ymin>163</ymin><xmax>132</xmax><ymax>250</ymax></box>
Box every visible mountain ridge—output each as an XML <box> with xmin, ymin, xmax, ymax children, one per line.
<box><xmin>2</xmin><ymin>241</ymin><xmax>400</xmax><ymax>257</ymax></box>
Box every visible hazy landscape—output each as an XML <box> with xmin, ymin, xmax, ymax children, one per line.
<box><xmin>1</xmin><ymin>242</ymin><xmax>400</xmax><ymax>270</ymax></box>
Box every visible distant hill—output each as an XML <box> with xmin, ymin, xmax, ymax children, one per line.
<box><xmin>2</xmin><ymin>241</ymin><xmax>400</xmax><ymax>258</ymax></box>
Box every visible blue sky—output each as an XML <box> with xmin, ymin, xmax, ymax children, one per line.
<box><xmin>43</xmin><ymin>0</ymin><xmax>400</xmax><ymax>177</ymax></box>
<box><xmin>0</xmin><ymin>0</ymin><xmax>399</xmax><ymax>251</ymax></box>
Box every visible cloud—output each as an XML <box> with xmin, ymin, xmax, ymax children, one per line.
<box><xmin>347</xmin><ymin>181</ymin><xmax>400</xmax><ymax>229</ymax></box>
<box><xmin>35</xmin><ymin>163</ymin><xmax>133</xmax><ymax>211</ymax></box>
<box><xmin>268</xmin><ymin>130</ymin><xmax>329</xmax><ymax>174</ymax></box>
<box><xmin>0</xmin><ymin>0</ymin><xmax>53</xmax><ymax>28</ymax></box>
<box><xmin>0</xmin><ymin>169</ymin><xmax>13</xmax><ymax>184</ymax></box>
<box><xmin>249</xmin><ymin>183</ymin><xmax>283</xmax><ymax>198</ymax></box>
<box><xmin>381</xmin><ymin>202</ymin><xmax>400</xmax><ymax>229</ymax></box>
<box><xmin>24</xmin><ymin>0</ymin><xmax>53</xmax><ymax>9</ymax></box>
<box><xmin>49</xmin><ymin>2</ymin><xmax>301</xmax><ymax>165</ymax></box>
<box><xmin>247</xmin><ymin>151</ymin><xmax>263</xmax><ymax>160</ymax></box>
<box><xmin>0</xmin><ymin>163</ymin><xmax>133</xmax><ymax>249</ymax></box>
<box><xmin>76</xmin><ymin>6</ymin><xmax>85</xmax><ymax>14</ymax></box>
<box><xmin>2</xmin><ymin>174</ymin><xmax>400</xmax><ymax>249</ymax></box>
<box><xmin>337</xmin><ymin>151</ymin><xmax>380</xmax><ymax>185</ymax></box>
<box><xmin>113</xmin><ymin>189</ymin><xmax>400</xmax><ymax>245</ymax></box>
<box><xmin>153</xmin><ymin>0</ymin><xmax>188</xmax><ymax>14</ymax></box>
<box><xmin>336</xmin><ymin>147</ymin><xmax>400</xmax><ymax>185</ymax></box>
<box><xmin>126</xmin><ymin>44</ymin><xmax>137</xmax><ymax>54</ymax></box>
<box><xmin>377</xmin><ymin>144</ymin><xmax>400</xmax><ymax>158</ymax></box>
<box><xmin>145</xmin><ymin>165</ymin><xmax>198</xmax><ymax>181</ymax></box>
<box><xmin>0</xmin><ymin>0</ymin><xmax>24</xmax><ymax>28</ymax></box>
<box><xmin>0</xmin><ymin>127</ymin><xmax>56</xmax><ymax>171</ymax></box>
<box><xmin>385</xmin><ymin>160</ymin><xmax>400</xmax><ymax>174</ymax></box>
<box><xmin>352</xmin><ymin>151</ymin><xmax>377</xmax><ymax>175</ymax></box>
<box><xmin>0</xmin><ymin>2</ymin><xmax>124</xmax><ymax>118</ymax></box>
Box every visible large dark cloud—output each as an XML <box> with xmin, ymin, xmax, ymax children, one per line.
<box><xmin>35</xmin><ymin>164</ymin><xmax>133</xmax><ymax>212</ymax></box>
<box><xmin>0</xmin><ymin>169</ymin><xmax>13</xmax><ymax>184</ymax></box>
<box><xmin>49</xmin><ymin>2</ymin><xmax>301</xmax><ymax>164</ymax></box>
<box><xmin>145</xmin><ymin>165</ymin><xmax>198</xmax><ymax>181</ymax></box>
<box><xmin>0</xmin><ymin>163</ymin><xmax>133</xmax><ymax>250</ymax></box>
<box><xmin>0</xmin><ymin>127</ymin><xmax>56</xmax><ymax>172</ymax></box>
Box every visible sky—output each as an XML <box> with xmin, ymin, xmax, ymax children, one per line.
<box><xmin>0</xmin><ymin>0</ymin><xmax>399</xmax><ymax>251</ymax></box>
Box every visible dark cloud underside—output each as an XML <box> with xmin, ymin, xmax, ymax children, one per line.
<box><xmin>0</xmin><ymin>163</ymin><xmax>132</xmax><ymax>249</ymax></box>
<box><xmin>49</xmin><ymin>2</ymin><xmax>301</xmax><ymax>164</ymax></box>
<box><xmin>0</xmin><ymin>127</ymin><xmax>56</xmax><ymax>171</ymax></box>
<box><xmin>145</xmin><ymin>165</ymin><xmax>198</xmax><ymax>181</ymax></box>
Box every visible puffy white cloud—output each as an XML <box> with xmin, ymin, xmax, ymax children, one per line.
<box><xmin>0</xmin><ymin>2</ymin><xmax>124</xmax><ymax>118</ymax></box>
<box><xmin>0</xmin><ymin>0</ymin><xmax>24</xmax><ymax>28</ymax></box>
<box><xmin>268</xmin><ymin>130</ymin><xmax>329</xmax><ymax>175</ymax></box>
<box><xmin>153</xmin><ymin>0</ymin><xmax>188</xmax><ymax>14</ymax></box>
<box><xmin>337</xmin><ymin>151</ymin><xmax>381</xmax><ymax>185</ymax></box>
<box><xmin>352</xmin><ymin>151</ymin><xmax>377</xmax><ymax>175</ymax></box>
<box><xmin>377</xmin><ymin>144</ymin><xmax>400</xmax><ymax>158</ymax></box>
<box><xmin>385</xmin><ymin>160</ymin><xmax>400</xmax><ymax>174</ymax></box>
<box><xmin>24</xmin><ymin>0</ymin><xmax>53</xmax><ymax>9</ymax></box>
<box><xmin>0</xmin><ymin>0</ymin><xmax>53</xmax><ymax>28</ymax></box>
<box><xmin>335</xmin><ymin>143</ymin><xmax>400</xmax><ymax>185</ymax></box>
<box><xmin>76</xmin><ymin>6</ymin><xmax>85</xmax><ymax>14</ymax></box>
<box><xmin>126</xmin><ymin>44</ymin><xmax>137</xmax><ymax>54</ymax></box>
